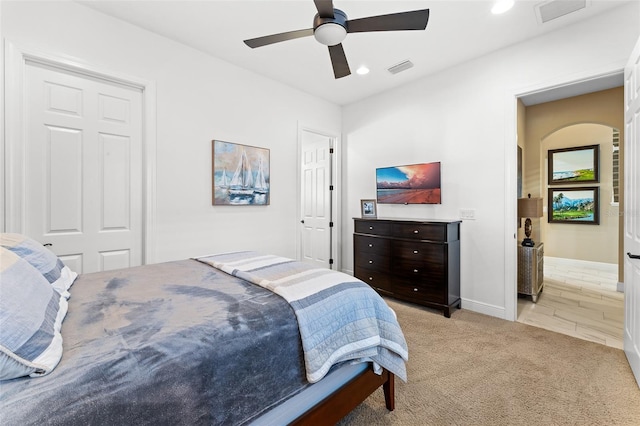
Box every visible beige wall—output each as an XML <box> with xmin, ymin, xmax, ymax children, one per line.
<box><xmin>543</xmin><ymin>124</ymin><xmax>618</xmax><ymax>263</ymax></box>
<box><xmin>517</xmin><ymin>99</ymin><xmax>527</xmax><ymax>198</ymax></box>
<box><xmin>523</xmin><ymin>88</ymin><xmax>624</xmax><ymax>272</ymax></box>
<box><xmin>517</xmin><ymin>99</ymin><xmax>527</xmax><ymax>240</ymax></box>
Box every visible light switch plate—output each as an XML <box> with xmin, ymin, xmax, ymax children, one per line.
<box><xmin>460</xmin><ymin>208</ymin><xmax>476</xmax><ymax>220</ymax></box>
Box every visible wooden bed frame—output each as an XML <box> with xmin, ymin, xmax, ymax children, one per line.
<box><xmin>292</xmin><ymin>367</ymin><xmax>395</xmax><ymax>425</ymax></box>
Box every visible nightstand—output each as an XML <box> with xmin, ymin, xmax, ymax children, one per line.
<box><xmin>518</xmin><ymin>242</ymin><xmax>544</xmax><ymax>302</ymax></box>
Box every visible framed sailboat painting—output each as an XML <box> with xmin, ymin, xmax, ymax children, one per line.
<box><xmin>212</xmin><ymin>140</ymin><xmax>270</xmax><ymax>205</ymax></box>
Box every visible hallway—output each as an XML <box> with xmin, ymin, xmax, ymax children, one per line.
<box><xmin>517</xmin><ymin>257</ymin><xmax>623</xmax><ymax>349</ymax></box>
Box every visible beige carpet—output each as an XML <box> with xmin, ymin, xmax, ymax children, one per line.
<box><xmin>339</xmin><ymin>299</ymin><xmax>640</xmax><ymax>426</ymax></box>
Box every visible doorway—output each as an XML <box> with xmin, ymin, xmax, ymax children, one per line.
<box><xmin>297</xmin><ymin>125</ymin><xmax>340</xmax><ymax>270</ymax></box>
<box><xmin>515</xmin><ymin>86</ymin><xmax>624</xmax><ymax>348</ymax></box>
<box><xmin>3</xmin><ymin>42</ymin><xmax>157</xmax><ymax>271</ymax></box>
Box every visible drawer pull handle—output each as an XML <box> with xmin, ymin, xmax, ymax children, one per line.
<box><xmin>369</xmin><ymin>226</ymin><xmax>374</xmax><ymax>230</ymax></box>
<box><xmin>368</xmin><ymin>244</ymin><xmax>373</xmax><ymax>247</ymax></box>
<box><xmin>369</xmin><ymin>277</ymin><xmax>373</xmax><ymax>281</ymax></box>
<box><xmin>413</xmin><ymin>269</ymin><xmax>419</xmax><ymax>273</ymax></box>
<box><xmin>368</xmin><ymin>260</ymin><xmax>373</xmax><ymax>264</ymax></box>
<box><xmin>413</xmin><ymin>288</ymin><xmax>418</xmax><ymax>292</ymax></box>
<box><xmin>413</xmin><ymin>230</ymin><xmax>419</xmax><ymax>234</ymax></box>
<box><xmin>413</xmin><ymin>250</ymin><xmax>418</xmax><ymax>254</ymax></box>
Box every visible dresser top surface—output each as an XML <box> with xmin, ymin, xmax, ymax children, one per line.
<box><xmin>354</xmin><ymin>217</ymin><xmax>461</xmax><ymax>224</ymax></box>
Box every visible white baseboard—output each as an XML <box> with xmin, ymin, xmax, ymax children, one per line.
<box><xmin>544</xmin><ymin>256</ymin><xmax>617</xmax><ymax>273</ymax></box>
<box><xmin>460</xmin><ymin>298</ymin><xmax>507</xmax><ymax>319</ymax></box>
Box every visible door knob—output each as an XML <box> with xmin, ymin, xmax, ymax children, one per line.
<box><xmin>300</xmin><ymin>220</ymin><xmax>304</xmax><ymax>224</ymax></box>
<box><xmin>628</xmin><ymin>252</ymin><xmax>640</xmax><ymax>259</ymax></box>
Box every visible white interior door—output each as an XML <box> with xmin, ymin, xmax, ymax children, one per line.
<box><xmin>24</xmin><ymin>61</ymin><xmax>143</xmax><ymax>274</ymax></box>
<box><xmin>624</xmin><ymin>35</ymin><xmax>640</xmax><ymax>388</ymax></box>
<box><xmin>300</xmin><ymin>129</ymin><xmax>333</xmax><ymax>269</ymax></box>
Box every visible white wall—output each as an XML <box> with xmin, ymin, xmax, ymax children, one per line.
<box><xmin>1</xmin><ymin>1</ymin><xmax>341</xmax><ymax>262</ymax></box>
<box><xmin>4</xmin><ymin>1</ymin><xmax>640</xmax><ymax>321</ymax></box>
<box><xmin>342</xmin><ymin>3</ymin><xmax>640</xmax><ymax>319</ymax></box>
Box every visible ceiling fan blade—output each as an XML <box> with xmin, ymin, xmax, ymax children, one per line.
<box><xmin>328</xmin><ymin>44</ymin><xmax>351</xmax><ymax>79</ymax></box>
<box><xmin>347</xmin><ymin>9</ymin><xmax>430</xmax><ymax>33</ymax></box>
<box><xmin>244</xmin><ymin>28</ymin><xmax>314</xmax><ymax>48</ymax></box>
<box><xmin>314</xmin><ymin>0</ymin><xmax>335</xmax><ymax>18</ymax></box>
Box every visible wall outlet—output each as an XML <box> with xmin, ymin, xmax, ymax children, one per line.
<box><xmin>460</xmin><ymin>208</ymin><xmax>476</xmax><ymax>220</ymax></box>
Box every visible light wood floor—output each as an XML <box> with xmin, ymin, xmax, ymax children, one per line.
<box><xmin>517</xmin><ymin>257</ymin><xmax>624</xmax><ymax>349</ymax></box>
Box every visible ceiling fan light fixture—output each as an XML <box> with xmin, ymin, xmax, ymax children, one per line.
<box><xmin>244</xmin><ymin>3</ymin><xmax>431</xmax><ymax>80</ymax></box>
<box><xmin>314</xmin><ymin>22</ymin><xmax>347</xmax><ymax>46</ymax></box>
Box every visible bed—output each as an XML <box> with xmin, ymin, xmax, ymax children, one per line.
<box><xmin>0</xmin><ymin>235</ymin><xmax>408</xmax><ymax>425</ymax></box>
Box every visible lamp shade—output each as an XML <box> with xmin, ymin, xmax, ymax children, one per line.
<box><xmin>518</xmin><ymin>196</ymin><xmax>543</xmax><ymax>218</ymax></box>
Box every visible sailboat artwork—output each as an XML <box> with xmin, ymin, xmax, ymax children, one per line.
<box><xmin>219</xmin><ymin>168</ymin><xmax>229</xmax><ymax>188</ymax></box>
<box><xmin>212</xmin><ymin>140</ymin><xmax>270</xmax><ymax>205</ymax></box>
<box><xmin>253</xmin><ymin>157</ymin><xmax>268</xmax><ymax>194</ymax></box>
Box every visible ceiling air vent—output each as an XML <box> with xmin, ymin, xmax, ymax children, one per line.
<box><xmin>535</xmin><ymin>0</ymin><xmax>588</xmax><ymax>24</ymax></box>
<box><xmin>387</xmin><ymin>60</ymin><xmax>414</xmax><ymax>75</ymax></box>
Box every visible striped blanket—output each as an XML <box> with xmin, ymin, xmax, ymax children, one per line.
<box><xmin>197</xmin><ymin>252</ymin><xmax>408</xmax><ymax>384</ymax></box>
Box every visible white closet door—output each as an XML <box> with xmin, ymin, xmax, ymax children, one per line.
<box><xmin>24</xmin><ymin>62</ymin><xmax>143</xmax><ymax>274</ymax></box>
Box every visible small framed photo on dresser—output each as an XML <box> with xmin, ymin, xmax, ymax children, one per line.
<box><xmin>361</xmin><ymin>199</ymin><xmax>377</xmax><ymax>218</ymax></box>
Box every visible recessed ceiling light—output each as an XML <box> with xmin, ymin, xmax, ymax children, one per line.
<box><xmin>491</xmin><ymin>0</ymin><xmax>514</xmax><ymax>14</ymax></box>
<box><xmin>356</xmin><ymin>66</ymin><xmax>370</xmax><ymax>75</ymax></box>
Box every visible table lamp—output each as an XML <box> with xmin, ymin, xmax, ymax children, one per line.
<box><xmin>518</xmin><ymin>194</ymin><xmax>543</xmax><ymax>247</ymax></box>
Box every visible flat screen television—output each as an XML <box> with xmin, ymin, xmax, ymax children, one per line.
<box><xmin>376</xmin><ymin>162</ymin><xmax>441</xmax><ymax>204</ymax></box>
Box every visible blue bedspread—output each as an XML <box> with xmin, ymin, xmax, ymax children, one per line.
<box><xmin>197</xmin><ymin>252</ymin><xmax>409</xmax><ymax>383</ymax></box>
<box><xmin>0</xmin><ymin>259</ymin><xmax>308</xmax><ymax>425</ymax></box>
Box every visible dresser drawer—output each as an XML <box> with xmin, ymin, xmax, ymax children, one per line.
<box><xmin>354</xmin><ymin>235</ymin><xmax>391</xmax><ymax>255</ymax></box>
<box><xmin>354</xmin><ymin>267</ymin><xmax>392</xmax><ymax>293</ymax></box>
<box><xmin>394</xmin><ymin>259</ymin><xmax>445</xmax><ymax>283</ymax></box>
<box><xmin>394</xmin><ymin>240</ymin><xmax>444</xmax><ymax>262</ymax></box>
<box><xmin>394</xmin><ymin>278</ymin><xmax>445</xmax><ymax>304</ymax></box>
<box><xmin>355</xmin><ymin>220</ymin><xmax>393</xmax><ymax>236</ymax></box>
<box><xmin>392</xmin><ymin>223</ymin><xmax>445</xmax><ymax>241</ymax></box>
<box><xmin>354</xmin><ymin>252</ymin><xmax>390</xmax><ymax>271</ymax></box>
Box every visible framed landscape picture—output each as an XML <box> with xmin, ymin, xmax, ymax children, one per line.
<box><xmin>548</xmin><ymin>187</ymin><xmax>599</xmax><ymax>225</ymax></box>
<box><xmin>548</xmin><ymin>144</ymin><xmax>599</xmax><ymax>185</ymax></box>
<box><xmin>212</xmin><ymin>140</ymin><xmax>270</xmax><ymax>205</ymax></box>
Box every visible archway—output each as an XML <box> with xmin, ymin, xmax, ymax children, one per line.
<box><xmin>541</xmin><ymin>123</ymin><xmax>619</xmax><ymax>266</ymax></box>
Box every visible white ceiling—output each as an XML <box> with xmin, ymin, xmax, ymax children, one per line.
<box><xmin>78</xmin><ymin>0</ymin><xmax>632</xmax><ymax>105</ymax></box>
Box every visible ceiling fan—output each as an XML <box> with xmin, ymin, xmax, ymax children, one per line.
<box><xmin>243</xmin><ymin>0</ymin><xmax>430</xmax><ymax>79</ymax></box>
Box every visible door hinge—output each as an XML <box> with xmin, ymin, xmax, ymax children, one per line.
<box><xmin>329</xmin><ymin>148</ymin><xmax>334</xmax><ymax>154</ymax></box>
<box><xmin>329</xmin><ymin>185</ymin><xmax>334</xmax><ymax>191</ymax></box>
<box><xmin>329</xmin><ymin>258</ymin><xmax>334</xmax><ymax>265</ymax></box>
<box><xmin>329</xmin><ymin>222</ymin><xmax>334</xmax><ymax>227</ymax></box>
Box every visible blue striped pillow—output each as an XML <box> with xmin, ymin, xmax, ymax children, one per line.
<box><xmin>0</xmin><ymin>233</ymin><xmax>76</xmax><ymax>299</ymax></box>
<box><xmin>0</xmin><ymin>247</ymin><xmax>68</xmax><ymax>380</ymax></box>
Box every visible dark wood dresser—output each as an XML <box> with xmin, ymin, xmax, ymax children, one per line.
<box><xmin>354</xmin><ymin>218</ymin><xmax>461</xmax><ymax>317</ymax></box>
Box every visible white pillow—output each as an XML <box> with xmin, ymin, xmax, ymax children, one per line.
<box><xmin>0</xmin><ymin>233</ymin><xmax>76</xmax><ymax>299</ymax></box>
<box><xmin>0</xmin><ymin>247</ymin><xmax>68</xmax><ymax>380</ymax></box>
